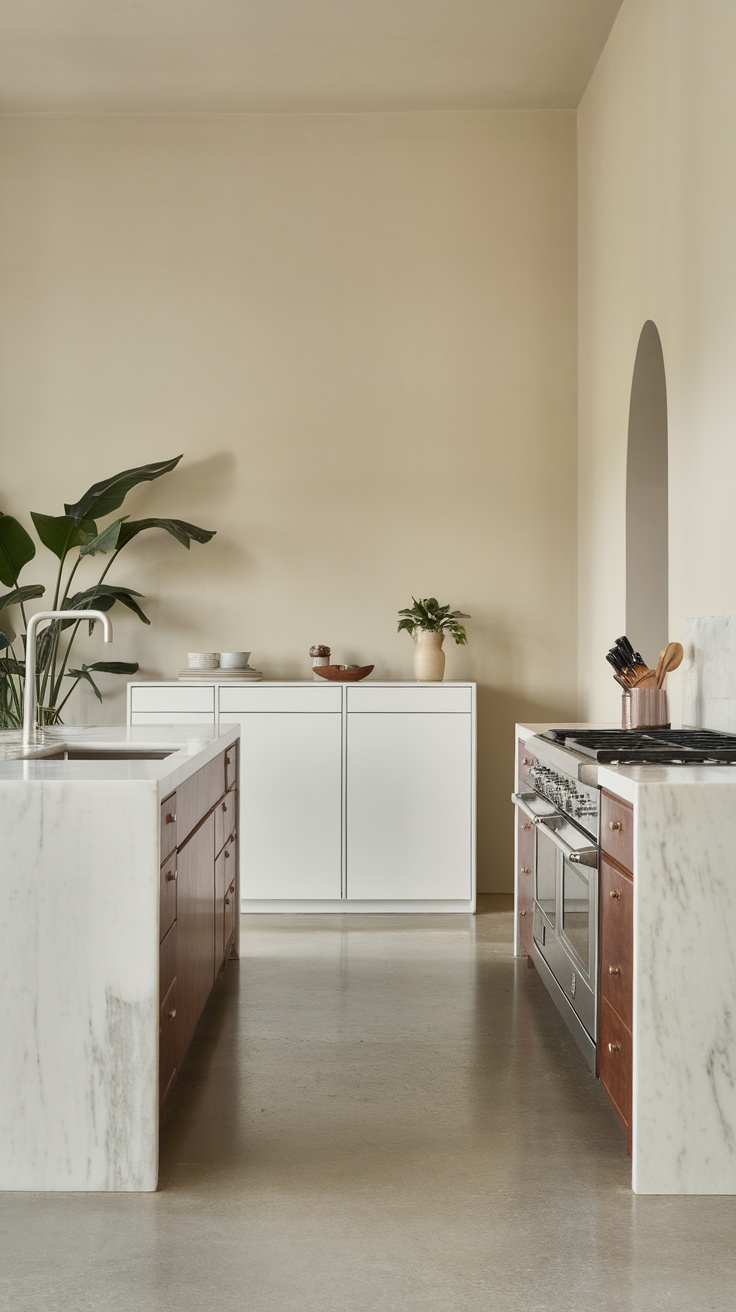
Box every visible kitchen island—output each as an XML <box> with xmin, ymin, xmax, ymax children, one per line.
<box><xmin>515</xmin><ymin>721</ymin><xmax>736</xmax><ymax>1195</ymax></box>
<box><xmin>0</xmin><ymin>723</ymin><xmax>240</xmax><ymax>1192</ymax></box>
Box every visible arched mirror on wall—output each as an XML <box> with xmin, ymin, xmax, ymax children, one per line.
<box><xmin>626</xmin><ymin>321</ymin><xmax>669</xmax><ymax>668</ymax></box>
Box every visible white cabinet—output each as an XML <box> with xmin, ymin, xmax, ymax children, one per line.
<box><xmin>346</xmin><ymin>712</ymin><xmax>472</xmax><ymax>900</ymax></box>
<box><xmin>129</xmin><ymin>681</ymin><xmax>476</xmax><ymax>911</ymax></box>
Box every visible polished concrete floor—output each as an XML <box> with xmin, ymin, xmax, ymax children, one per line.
<box><xmin>2</xmin><ymin>899</ymin><xmax>736</xmax><ymax>1311</ymax></box>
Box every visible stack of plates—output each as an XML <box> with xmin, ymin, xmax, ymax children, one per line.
<box><xmin>178</xmin><ymin>667</ymin><xmax>263</xmax><ymax>681</ymax></box>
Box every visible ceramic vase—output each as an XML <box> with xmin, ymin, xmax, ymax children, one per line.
<box><xmin>413</xmin><ymin>629</ymin><xmax>445</xmax><ymax>681</ymax></box>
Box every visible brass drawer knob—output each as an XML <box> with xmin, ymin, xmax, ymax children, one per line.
<box><xmin>166</xmin><ymin>868</ymin><xmax>177</xmax><ymax>882</ymax></box>
<box><xmin>166</xmin><ymin>811</ymin><xmax>176</xmax><ymax>824</ymax></box>
<box><xmin>520</xmin><ymin>909</ymin><xmax>527</xmax><ymax>917</ymax></box>
<box><xmin>225</xmin><ymin>896</ymin><xmax>231</xmax><ymax>906</ymax></box>
<box><xmin>609</xmin><ymin>889</ymin><xmax>621</xmax><ymax>900</ymax></box>
<box><xmin>609</xmin><ymin>820</ymin><xmax>622</xmax><ymax>831</ymax></box>
<box><xmin>522</xmin><ymin>822</ymin><xmax>532</xmax><ymax>831</ymax></box>
<box><xmin>522</xmin><ymin>757</ymin><xmax>532</xmax><ymax>767</ymax></box>
<box><xmin>608</xmin><ymin>1041</ymin><xmax>621</xmax><ymax>1054</ymax></box>
<box><xmin>608</xmin><ymin>965</ymin><xmax>622</xmax><ymax>976</ymax></box>
<box><xmin>168</xmin><ymin>1008</ymin><xmax>177</xmax><ymax>1021</ymax></box>
<box><xmin>225</xmin><ymin>848</ymin><xmax>230</xmax><ymax>858</ymax></box>
<box><xmin>229</xmin><ymin>883</ymin><xmax>235</xmax><ymax>894</ymax></box>
<box><xmin>520</xmin><ymin>866</ymin><xmax>531</xmax><ymax>875</ymax></box>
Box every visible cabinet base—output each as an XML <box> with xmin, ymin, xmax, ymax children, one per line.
<box><xmin>242</xmin><ymin>898</ymin><xmax>476</xmax><ymax>914</ymax></box>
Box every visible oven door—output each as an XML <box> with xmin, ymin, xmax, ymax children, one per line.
<box><xmin>532</xmin><ymin>817</ymin><xmax>598</xmax><ymax>1044</ymax></box>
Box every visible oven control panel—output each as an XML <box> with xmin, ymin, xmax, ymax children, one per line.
<box><xmin>526</xmin><ymin>758</ymin><xmax>599</xmax><ymax>839</ymax></box>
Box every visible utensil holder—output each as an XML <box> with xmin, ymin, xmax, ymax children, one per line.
<box><xmin>621</xmin><ymin>688</ymin><xmax>670</xmax><ymax>730</ymax></box>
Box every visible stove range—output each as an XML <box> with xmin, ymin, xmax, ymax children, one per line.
<box><xmin>540</xmin><ymin>726</ymin><xmax>736</xmax><ymax>765</ymax></box>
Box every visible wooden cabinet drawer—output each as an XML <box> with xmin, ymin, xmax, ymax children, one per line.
<box><xmin>517</xmin><ymin>808</ymin><xmax>534</xmax><ymax>955</ymax></box>
<box><xmin>160</xmin><ymin>792</ymin><xmax>177</xmax><ymax>862</ymax></box>
<box><xmin>600</xmin><ymin>790</ymin><xmax>634</xmax><ymax>870</ymax></box>
<box><xmin>599</xmin><ymin>996</ymin><xmax>632</xmax><ymax>1143</ymax></box>
<box><xmin>177</xmin><ymin>753</ymin><xmax>225</xmax><ymax>844</ymax></box>
<box><xmin>600</xmin><ymin>857</ymin><xmax>633</xmax><ymax>1028</ymax></box>
<box><xmin>517</xmin><ymin>739</ymin><xmax>536</xmax><ymax>788</ymax></box>
<box><xmin>159</xmin><ymin>976</ymin><xmax>178</xmax><ymax>1110</ymax></box>
<box><xmin>215</xmin><ymin>789</ymin><xmax>237</xmax><ymax>856</ymax></box>
<box><xmin>159</xmin><ymin>922</ymin><xmax>177</xmax><ymax>998</ymax></box>
<box><xmin>224</xmin><ymin>872</ymin><xmax>238</xmax><ymax>954</ymax></box>
<box><xmin>159</xmin><ymin>853</ymin><xmax>177</xmax><ymax>942</ymax></box>
<box><xmin>225</xmin><ymin>741</ymin><xmax>238</xmax><ymax>793</ymax></box>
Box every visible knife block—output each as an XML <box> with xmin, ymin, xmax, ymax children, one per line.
<box><xmin>622</xmin><ymin>688</ymin><xmax>670</xmax><ymax>730</ymax></box>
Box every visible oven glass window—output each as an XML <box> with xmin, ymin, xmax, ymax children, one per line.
<box><xmin>562</xmin><ymin>860</ymin><xmax>590</xmax><ymax>969</ymax></box>
<box><xmin>535</xmin><ymin>831</ymin><xmax>557</xmax><ymax>927</ymax></box>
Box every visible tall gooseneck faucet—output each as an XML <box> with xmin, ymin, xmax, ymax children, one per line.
<box><xmin>22</xmin><ymin>610</ymin><xmax>113</xmax><ymax>750</ymax></box>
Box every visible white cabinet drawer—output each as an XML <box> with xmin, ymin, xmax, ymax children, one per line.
<box><xmin>130</xmin><ymin>712</ymin><xmax>216</xmax><ymax>726</ymax></box>
<box><xmin>130</xmin><ymin>684</ymin><xmax>215</xmax><ymax>714</ymax></box>
<box><xmin>347</xmin><ymin>685</ymin><xmax>472</xmax><ymax>713</ymax></box>
<box><xmin>219</xmin><ymin>686</ymin><xmax>341</xmax><ymax>714</ymax></box>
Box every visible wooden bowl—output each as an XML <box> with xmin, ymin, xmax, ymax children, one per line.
<box><xmin>314</xmin><ymin>664</ymin><xmax>374</xmax><ymax>682</ymax></box>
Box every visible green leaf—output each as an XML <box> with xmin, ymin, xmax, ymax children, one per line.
<box><xmin>78</xmin><ymin>517</ymin><xmax>127</xmax><ymax>558</ymax></box>
<box><xmin>64</xmin><ymin>455</ymin><xmax>183</xmax><ymax>521</ymax></box>
<box><xmin>0</xmin><ymin>655</ymin><xmax>24</xmax><ymax>675</ymax></box>
<box><xmin>0</xmin><ymin>631</ymin><xmax>10</xmax><ymax>651</ymax></box>
<box><xmin>0</xmin><ymin>513</ymin><xmax>36</xmax><ymax>586</ymax></box>
<box><xmin>65</xmin><ymin>585</ymin><xmax>151</xmax><ymax>625</ymax></box>
<box><xmin>85</xmin><ymin>660</ymin><xmax>140</xmax><ymax>675</ymax></box>
<box><xmin>116</xmin><ymin>517</ymin><xmax>216</xmax><ymax>551</ymax></box>
<box><xmin>66</xmin><ymin>665</ymin><xmax>103</xmax><ymax>702</ymax></box>
<box><xmin>31</xmin><ymin>513</ymin><xmax>97</xmax><ymax>560</ymax></box>
<box><xmin>0</xmin><ymin>583</ymin><xmax>45</xmax><ymax>613</ymax></box>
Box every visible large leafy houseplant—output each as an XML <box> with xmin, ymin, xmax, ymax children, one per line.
<box><xmin>0</xmin><ymin>455</ymin><xmax>215</xmax><ymax>729</ymax></box>
<box><xmin>397</xmin><ymin>597</ymin><xmax>470</xmax><ymax>644</ymax></box>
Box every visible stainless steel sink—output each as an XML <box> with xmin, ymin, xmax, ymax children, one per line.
<box><xmin>22</xmin><ymin>746</ymin><xmax>176</xmax><ymax>761</ymax></box>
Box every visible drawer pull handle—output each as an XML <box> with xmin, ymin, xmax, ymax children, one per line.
<box><xmin>520</xmin><ymin>909</ymin><xmax>527</xmax><ymax>917</ymax></box>
<box><xmin>225</xmin><ymin>896</ymin><xmax>231</xmax><ymax>906</ymax></box>
<box><xmin>608</xmin><ymin>1042</ymin><xmax>621</xmax><ymax>1054</ymax></box>
<box><xmin>609</xmin><ymin>889</ymin><xmax>621</xmax><ymax>900</ymax></box>
<box><xmin>608</xmin><ymin>965</ymin><xmax>622</xmax><ymax>976</ymax></box>
<box><xmin>222</xmin><ymin>801</ymin><xmax>227</xmax><ymax>812</ymax></box>
<box><xmin>225</xmin><ymin>848</ymin><xmax>230</xmax><ymax>858</ymax></box>
<box><xmin>168</xmin><ymin>1008</ymin><xmax>177</xmax><ymax>1021</ymax></box>
<box><xmin>522</xmin><ymin>757</ymin><xmax>532</xmax><ymax>767</ymax></box>
<box><xmin>609</xmin><ymin>820</ymin><xmax>622</xmax><ymax>831</ymax></box>
<box><xmin>520</xmin><ymin>866</ymin><xmax>531</xmax><ymax>875</ymax></box>
<box><xmin>522</xmin><ymin>822</ymin><xmax>532</xmax><ymax>831</ymax></box>
<box><xmin>166</xmin><ymin>868</ymin><xmax>177</xmax><ymax>882</ymax></box>
<box><xmin>229</xmin><ymin>883</ymin><xmax>235</xmax><ymax>894</ymax></box>
<box><xmin>166</xmin><ymin>811</ymin><xmax>176</xmax><ymax>824</ymax></box>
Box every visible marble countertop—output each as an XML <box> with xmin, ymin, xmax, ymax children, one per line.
<box><xmin>0</xmin><ymin>723</ymin><xmax>239</xmax><ymax>791</ymax></box>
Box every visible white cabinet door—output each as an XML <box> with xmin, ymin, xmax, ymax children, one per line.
<box><xmin>234</xmin><ymin>712</ymin><xmax>342</xmax><ymax>900</ymax></box>
<box><xmin>346</xmin><ymin>713</ymin><xmax>472</xmax><ymax>900</ymax></box>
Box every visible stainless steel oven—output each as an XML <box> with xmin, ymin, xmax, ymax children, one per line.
<box><xmin>513</xmin><ymin>747</ymin><xmax>600</xmax><ymax>1070</ymax></box>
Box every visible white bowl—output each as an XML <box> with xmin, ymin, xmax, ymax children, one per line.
<box><xmin>187</xmin><ymin>652</ymin><xmax>219</xmax><ymax>668</ymax></box>
<box><xmin>219</xmin><ymin>651</ymin><xmax>251</xmax><ymax>669</ymax></box>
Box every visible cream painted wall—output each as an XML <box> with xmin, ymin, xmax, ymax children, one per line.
<box><xmin>578</xmin><ymin>0</ymin><xmax>736</xmax><ymax>723</ymax></box>
<box><xmin>0</xmin><ymin>111</ymin><xmax>577</xmax><ymax>892</ymax></box>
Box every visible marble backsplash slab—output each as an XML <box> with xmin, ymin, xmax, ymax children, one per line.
<box><xmin>681</xmin><ymin>615</ymin><xmax>736</xmax><ymax>732</ymax></box>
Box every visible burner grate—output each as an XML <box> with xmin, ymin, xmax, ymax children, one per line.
<box><xmin>541</xmin><ymin>728</ymin><xmax>736</xmax><ymax>764</ymax></box>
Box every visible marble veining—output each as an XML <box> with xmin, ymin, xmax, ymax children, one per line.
<box><xmin>0</xmin><ymin>724</ymin><xmax>238</xmax><ymax>1192</ymax></box>
<box><xmin>682</xmin><ymin>614</ymin><xmax>736</xmax><ymax>732</ymax></box>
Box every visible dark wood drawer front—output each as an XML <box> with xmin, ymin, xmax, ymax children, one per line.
<box><xmin>600</xmin><ymin>790</ymin><xmax>634</xmax><ymax>870</ymax></box>
<box><xmin>600</xmin><ymin>858</ymin><xmax>633</xmax><ymax>1029</ymax></box>
<box><xmin>159</xmin><ymin>854</ymin><xmax>177</xmax><ymax>942</ymax></box>
<box><xmin>159</xmin><ymin>977</ymin><xmax>178</xmax><ymax>1110</ymax></box>
<box><xmin>159</xmin><ymin>922</ymin><xmax>177</xmax><ymax>998</ymax></box>
<box><xmin>224</xmin><ymin>874</ymin><xmax>237</xmax><ymax>954</ymax></box>
<box><xmin>518</xmin><ymin>740</ymin><xmax>536</xmax><ymax>788</ymax></box>
<box><xmin>225</xmin><ymin>742</ymin><xmax>238</xmax><ymax>793</ymax></box>
<box><xmin>599</xmin><ymin>996</ymin><xmax>632</xmax><ymax>1140</ymax></box>
<box><xmin>517</xmin><ymin>809</ymin><xmax>534</xmax><ymax>955</ymax></box>
<box><xmin>160</xmin><ymin>792</ymin><xmax>177</xmax><ymax>862</ymax></box>
<box><xmin>215</xmin><ymin>789</ymin><xmax>237</xmax><ymax>856</ymax></box>
<box><xmin>177</xmin><ymin>753</ymin><xmax>225</xmax><ymax>846</ymax></box>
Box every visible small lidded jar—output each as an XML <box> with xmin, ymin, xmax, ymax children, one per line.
<box><xmin>310</xmin><ymin>644</ymin><xmax>331</xmax><ymax>681</ymax></box>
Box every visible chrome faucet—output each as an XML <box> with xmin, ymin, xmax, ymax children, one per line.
<box><xmin>22</xmin><ymin>610</ymin><xmax>113</xmax><ymax>749</ymax></box>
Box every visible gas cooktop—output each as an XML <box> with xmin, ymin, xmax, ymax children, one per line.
<box><xmin>540</xmin><ymin>727</ymin><xmax>736</xmax><ymax>765</ymax></box>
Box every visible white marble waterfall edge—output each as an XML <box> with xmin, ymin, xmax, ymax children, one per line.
<box><xmin>0</xmin><ymin>780</ymin><xmax>160</xmax><ymax>1191</ymax></box>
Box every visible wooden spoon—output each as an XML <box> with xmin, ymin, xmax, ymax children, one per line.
<box><xmin>655</xmin><ymin>641</ymin><xmax>684</xmax><ymax>689</ymax></box>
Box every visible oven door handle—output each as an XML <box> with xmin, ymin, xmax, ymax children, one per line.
<box><xmin>511</xmin><ymin>791</ymin><xmax>542</xmax><ymax>822</ymax></box>
<box><xmin>533</xmin><ymin>814</ymin><xmax>598</xmax><ymax>868</ymax></box>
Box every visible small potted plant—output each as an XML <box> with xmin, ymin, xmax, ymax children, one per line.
<box><xmin>397</xmin><ymin>596</ymin><xmax>470</xmax><ymax>681</ymax></box>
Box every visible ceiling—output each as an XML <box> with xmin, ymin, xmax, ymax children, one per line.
<box><xmin>0</xmin><ymin>0</ymin><xmax>623</xmax><ymax>115</ymax></box>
